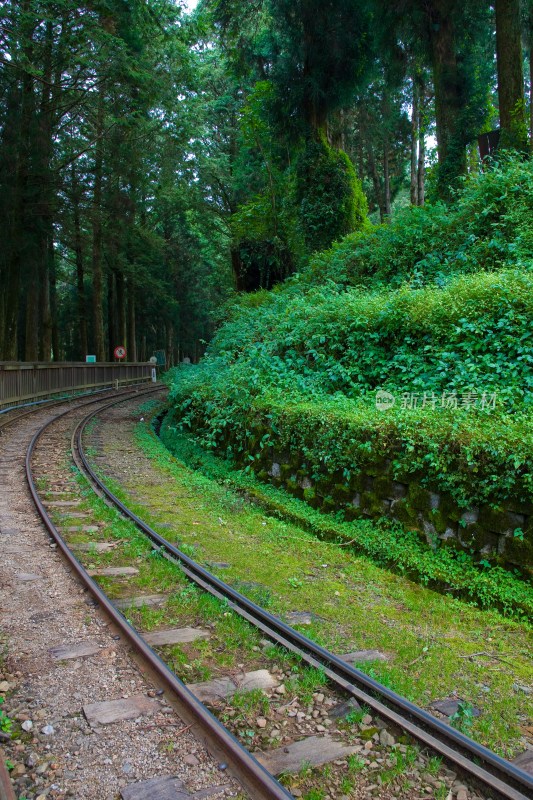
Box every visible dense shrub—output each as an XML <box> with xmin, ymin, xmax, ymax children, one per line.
<box><xmin>295</xmin><ymin>134</ymin><xmax>368</xmax><ymax>253</ymax></box>
<box><xmin>306</xmin><ymin>155</ymin><xmax>533</xmax><ymax>288</ymax></box>
<box><xmin>167</xmin><ymin>375</ymin><xmax>533</xmax><ymax>510</ymax></box>
<box><xmin>166</xmin><ymin>154</ymin><xmax>533</xmax><ymax>564</ymax></box>
<box><xmin>185</xmin><ymin>269</ymin><xmax>533</xmax><ymax>412</ymax></box>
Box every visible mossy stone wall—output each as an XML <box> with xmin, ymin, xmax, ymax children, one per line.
<box><xmin>169</xmin><ymin>408</ymin><xmax>532</xmax><ymax>573</ymax></box>
<box><xmin>247</xmin><ymin>449</ymin><xmax>532</xmax><ymax>572</ymax></box>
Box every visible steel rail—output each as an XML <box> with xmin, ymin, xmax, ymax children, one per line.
<box><xmin>0</xmin><ymin>748</ymin><xmax>16</xmax><ymax>800</ymax></box>
<box><xmin>75</xmin><ymin>397</ymin><xmax>533</xmax><ymax>800</ymax></box>
<box><xmin>0</xmin><ymin>384</ymin><xmax>147</xmax><ymax>435</ymax></box>
<box><xmin>24</xmin><ymin>394</ymin><xmax>293</xmax><ymax>800</ymax></box>
<box><xmin>0</xmin><ymin>388</ymin><xmax>111</xmax><ymax>416</ymax></box>
<box><xmin>0</xmin><ymin>387</ymin><xmax>159</xmax><ymax>800</ymax></box>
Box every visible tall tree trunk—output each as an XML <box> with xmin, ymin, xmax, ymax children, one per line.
<box><xmin>410</xmin><ymin>77</ymin><xmax>419</xmax><ymax>205</ymax></box>
<box><xmin>166</xmin><ymin>323</ymin><xmax>174</xmax><ymax>368</ymax></box>
<box><xmin>107</xmin><ymin>270</ymin><xmax>116</xmax><ymax>361</ymax></box>
<box><xmin>231</xmin><ymin>247</ymin><xmax>244</xmax><ymax>290</ymax></box>
<box><xmin>91</xmin><ymin>92</ymin><xmax>106</xmax><ymax>361</ymax></box>
<box><xmin>1</xmin><ymin>79</ymin><xmax>29</xmax><ymax>358</ymax></box>
<box><xmin>24</xmin><ymin>279</ymin><xmax>39</xmax><ymax>360</ymax></box>
<box><xmin>36</xmin><ymin>19</ymin><xmax>54</xmax><ymax>361</ymax></box>
<box><xmin>495</xmin><ymin>0</ymin><xmax>527</xmax><ymax>149</ymax></box>
<box><xmin>39</xmin><ymin>241</ymin><xmax>52</xmax><ymax>360</ymax></box>
<box><xmin>365</xmin><ymin>134</ymin><xmax>385</xmax><ymax>222</ymax></box>
<box><xmin>417</xmin><ymin>128</ymin><xmax>426</xmax><ymax>206</ymax></box>
<box><xmin>383</xmin><ymin>145</ymin><xmax>391</xmax><ymax>217</ymax></box>
<box><xmin>128</xmin><ymin>279</ymin><xmax>137</xmax><ymax>361</ymax></box>
<box><xmin>381</xmin><ymin>93</ymin><xmax>392</xmax><ymax>218</ymax></box>
<box><xmin>72</xmin><ymin>167</ymin><xmax>88</xmax><ymax>357</ymax></box>
<box><xmin>116</xmin><ymin>268</ymin><xmax>127</xmax><ymax>351</ymax></box>
<box><xmin>417</xmin><ymin>74</ymin><xmax>427</xmax><ymax>206</ymax></box>
<box><xmin>49</xmin><ymin>239</ymin><xmax>59</xmax><ymax>360</ymax></box>
<box><xmin>24</xmin><ymin>90</ymin><xmax>40</xmax><ymax>363</ymax></box>
<box><xmin>530</xmin><ymin>6</ymin><xmax>533</xmax><ymax>149</ymax></box>
<box><xmin>4</xmin><ymin>0</ymin><xmax>34</xmax><ymax>359</ymax></box>
<box><xmin>427</xmin><ymin>1</ymin><xmax>467</xmax><ymax>197</ymax></box>
<box><xmin>328</xmin><ymin>108</ymin><xmax>346</xmax><ymax>150</ymax></box>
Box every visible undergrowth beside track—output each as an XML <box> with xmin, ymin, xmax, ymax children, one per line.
<box><xmin>157</xmin><ymin>415</ymin><xmax>533</xmax><ymax>623</ymax></box>
<box><xmin>108</xmin><ymin>399</ymin><xmax>533</xmax><ymax>757</ymax></box>
<box><xmin>164</xmin><ymin>158</ymin><xmax>533</xmax><ymax>579</ymax></box>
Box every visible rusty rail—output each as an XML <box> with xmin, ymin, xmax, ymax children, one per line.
<box><xmin>24</xmin><ymin>392</ymin><xmax>292</xmax><ymax>800</ymax></box>
<box><xmin>75</xmin><ymin>398</ymin><xmax>533</xmax><ymax>800</ymax></box>
<box><xmin>0</xmin><ymin>748</ymin><xmax>16</xmax><ymax>800</ymax></box>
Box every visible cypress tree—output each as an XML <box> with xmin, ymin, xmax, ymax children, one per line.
<box><xmin>495</xmin><ymin>0</ymin><xmax>528</xmax><ymax>149</ymax></box>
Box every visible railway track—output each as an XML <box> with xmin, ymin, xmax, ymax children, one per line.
<box><xmin>25</xmin><ymin>394</ymin><xmax>289</xmax><ymax>799</ymax></box>
<box><xmin>14</xmin><ymin>390</ymin><xmax>533</xmax><ymax>800</ymax></box>
<box><xmin>0</xmin><ymin>386</ymin><xmax>174</xmax><ymax>800</ymax></box>
<box><xmin>0</xmin><ymin>385</ymin><xmax>142</xmax><ymax>436</ymax></box>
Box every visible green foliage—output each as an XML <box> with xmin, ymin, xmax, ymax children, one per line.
<box><xmin>344</xmin><ymin>704</ymin><xmax>370</xmax><ymax>725</ymax></box>
<box><xmin>158</xmin><ymin>424</ymin><xmax>533</xmax><ymax>621</ymax></box>
<box><xmin>230</xmin><ymin>80</ymin><xmax>303</xmax><ymax>289</ymax></box>
<box><xmin>168</xmin><ymin>379</ymin><xmax>533</xmax><ymax>509</ymax></box>
<box><xmin>308</xmin><ymin>154</ymin><xmax>533</xmax><ymax>288</ymax></box>
<box><xmin>0</xmin><ymin>698</ymin><xmax>13</xmax><ymax>734</ymax></box>
<box><xmin>295</xmin><ymin>135</ymin><xmax>368</xmax><ymax>254</ymax></box>
<box><xmin>262</xmin><ymin>0</ymin><xmax>374</xmax><ymax>133</ymax></box>
<box><xmin>449</xmin><ymin>700</ymin><xmax>476</xmax><ymax>733</ymax></box>
<box><xmin>192</xmin><ymin>266</ymin><xmax>533</xmax><ymax>412</ymax></box>
<box><xmin>164</xmin><ymin>153</ymin><xmax>533</xmax><ymax>618</ymax></box>
<box><xmin>230</xmin><ymin>688</ymin><xmax>270</xmax><ymax>716</ymax></box>
<box><xmin>347</xmin><ymin>753</ymin><xmax>366</xmax><ymax>772</ymax></box>
<box><xmin>165</xmin><ymin>180</ymin><xmax>533</xmax><ymax>511</ymax></box>
<box><xmin>286</xmin><ymin>666</ymin><xmax>327</xmax><ymax>705</ymax></box>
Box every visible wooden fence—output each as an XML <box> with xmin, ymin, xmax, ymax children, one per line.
<box><xmin>0</xmin><ymin>362</ymin><xmax>154</xmax><ymax>410</ymax></box>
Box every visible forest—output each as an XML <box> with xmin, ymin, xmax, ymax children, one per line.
<box><xmin>0</xmin><ymin>0</ymin><xmax>531</xmax><ymax>363</ymax></box>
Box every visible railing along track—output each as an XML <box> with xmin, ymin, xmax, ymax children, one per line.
<box><xmin>0</xmin><ymin>385</ymin><xmax>142</xmax><ymax>436</ymax></box>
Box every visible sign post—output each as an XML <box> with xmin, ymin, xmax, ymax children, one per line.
<box><xmin>149</xmin><ymin>356</ymin><xmax>157</xmax><ymax>384</ymax></box>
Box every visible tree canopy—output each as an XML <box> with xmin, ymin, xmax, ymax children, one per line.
<box><xmin>0</xmin><ymin>0</ymin><xmax>531</xmax><ymax>361</ymax></box>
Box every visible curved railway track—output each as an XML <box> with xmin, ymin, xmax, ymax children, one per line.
<box><xmin>19</xmin><ymin>390</ymin><xmax>533</xmax><ymax>800</ymax></box>
<box><xmin>0</xmin><ymin>385</ymin><xmax>139</xmax><ymax>436</ymax></box>
<box><xmin>0</xmin><ymin>386</ymin><xmax>171</xmax><ymax>800</ymax></box>
<box><xmin>0</xmin><ymin>747</ymin><xmax>15</xmax><ymax>800</ymax></box>
<box><xmin>23</xmin><ymin>389</ymin><xmax>289</xmax><ymax>800</ymax></box>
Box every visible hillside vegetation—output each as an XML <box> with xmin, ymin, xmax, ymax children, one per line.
<box><xmin>164</xmin><ymin>157</ymin><xmax>533</xmax><ymax>579</ymax></box>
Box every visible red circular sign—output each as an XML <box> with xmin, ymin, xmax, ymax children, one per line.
<box><xmin>114</xmin><ymin>345</ymin><xmax>126</xmax><ymax>360</ymax></box>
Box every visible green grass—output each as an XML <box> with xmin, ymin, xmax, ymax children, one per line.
<box><xmin>159</xmin><ymin>422</ymin><xmax>532</xmax><ymax>622</ymax></box>
<box><xmin>230</xmin><ymin>688</ymin><xmax>270</xmax><ymax>716</ymax></box>
<box><xmin>286</xmin><ymin>666</ymin><xmax>327</xmax><ymax>705</ymax></box>
<box><xmin>344</xmin><ymin>704</ymin><xmax>370</xmax><ymax>726</ymax></box>
<box><xmin>69</xmin><ymin>400</ymin><xmax>533</xmax><ymax>760</ymax></box>
<box><xmin>347</xmin><ymin>753</ymin><xmax>365</xmax><ymax>773</ymax></box>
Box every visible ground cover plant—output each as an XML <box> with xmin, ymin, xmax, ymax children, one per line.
<box><xmin>92</xmin><ymin>401</ymin><xmax>533</xmax><ymax>760</ymax></box>
<box><xmin>158</xmin><ymin>424</ymin><xmax>533</xmax><ymax>621</ymax></box>
<box><xmin>164</xmin><ymin>156</ymin><xmax>533</xmax><ymax>587</ymax></box>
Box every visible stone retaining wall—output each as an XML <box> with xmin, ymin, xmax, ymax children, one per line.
<box><xmin>251</xmin><ymin>452</ymin><xmax>532</xmax><ymax>572</ymax></box>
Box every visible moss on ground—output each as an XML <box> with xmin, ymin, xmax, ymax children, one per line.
<box><xmin>78</xmin><ymin>399</ymin><xmax>533</xmax><ymax>759</ymax></box>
